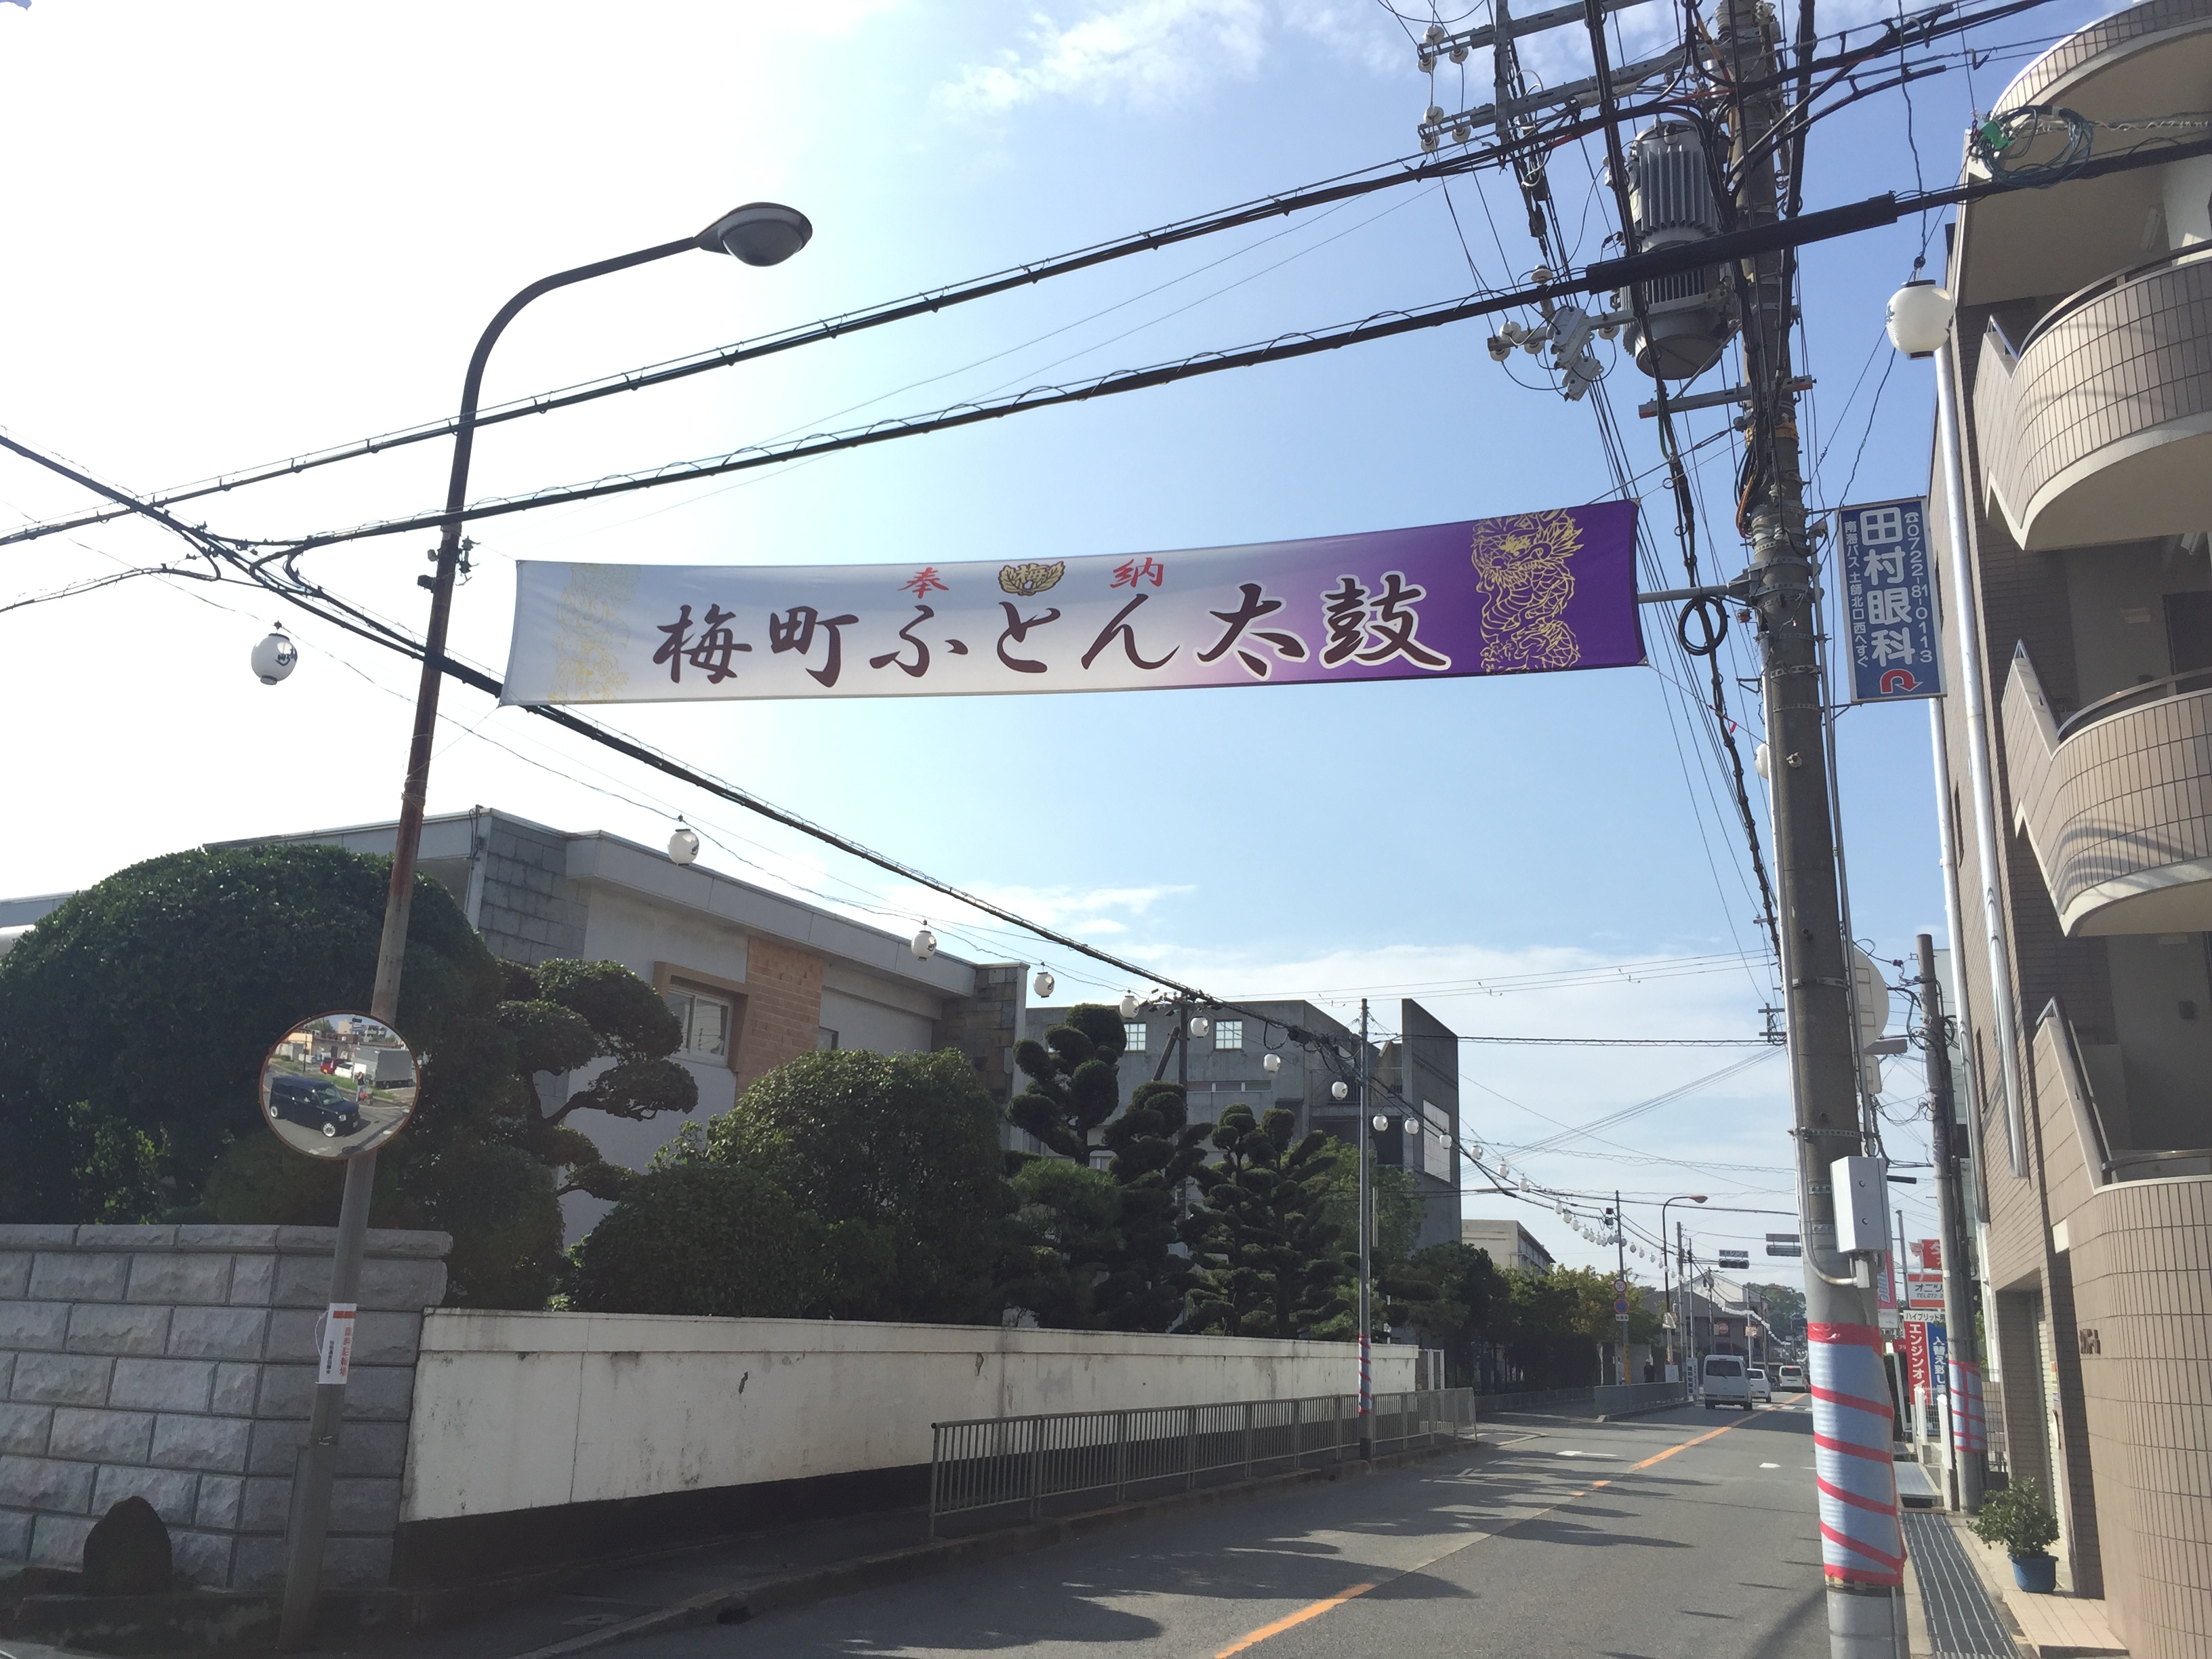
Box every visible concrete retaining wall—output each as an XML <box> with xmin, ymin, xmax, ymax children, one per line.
<box><xmin>403</xmin><ymin>1311</ymin><xmax>1417</xmax><ymax>1524</ymax></box>
<box><xmin>392</xmin><ymin>1311</ymin><xmax>1416</xmax><ymax>1582</ymax></box>
<box><xmin>0</xmin><ymin>1224</ymin><xmax>449</xmax><ymax>1591</ymax></box>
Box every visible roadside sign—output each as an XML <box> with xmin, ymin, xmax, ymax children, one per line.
<box><xmin>1908</xmin><ymin>1271</ymin><xmax>1945</xmax><ymax>1309</ymax></box>
<box><xmin>1615</xmin><ymin>1297</ymin><xmax>1629</xmax><ymax>1316</ymax></box>
<box><xmin>1837</xmin><ymin>498</ymin><xmax>1943</xmax><ymax>702</ymax></box>
<box><xmin>1766</xmin><ymin>1233</ymin><xmax>1801</xmax><ymax>1244</ymax></box>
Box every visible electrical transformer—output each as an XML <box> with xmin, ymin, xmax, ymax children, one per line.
<box><xmin>1617</xmin><ymin>120</ymin><xmax>1736</xmax><ymax>380</ymax></box>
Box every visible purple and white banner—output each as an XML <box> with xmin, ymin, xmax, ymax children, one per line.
<box><xmin>499</xmin><ymin>502</ymin><xmax>1643</xmax><ymax>705</ymax></box>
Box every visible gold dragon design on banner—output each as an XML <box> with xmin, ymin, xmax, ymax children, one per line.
<box><xmin>1469</xmin><ymin>510</ymin><xmax>1582</xmax><ymax>672</ymax></box>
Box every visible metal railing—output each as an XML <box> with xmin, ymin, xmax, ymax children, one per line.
<box><xmin>928</xmin><ymin>1387</ymin><xmax>1477</xmax><ymax>1536</ymax></box>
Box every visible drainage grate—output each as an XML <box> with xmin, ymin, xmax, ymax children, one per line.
<box><xmin>1904</xmin><ymin>1511</ymin><xmax>2015</xmax><ymax>1657</ymax></box>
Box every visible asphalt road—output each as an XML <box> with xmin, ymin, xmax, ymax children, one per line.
<box><xmin>626</xmin><ymin>1397</ymin><xmax>1827</xmax><ymax>1659</ymax></box>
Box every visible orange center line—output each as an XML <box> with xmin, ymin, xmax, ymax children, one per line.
<box><xmin>1210</xmin><ymin>1411</ymin><xmax>1762</xmax><ymax>1658</ymax></box>
<box><xmin>1214</xmin><ymin>1582</ymin><xmax>1378</xmax><ymax>1657</ymax></box>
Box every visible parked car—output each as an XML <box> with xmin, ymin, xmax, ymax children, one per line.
<box><xmin>1702</xmin><ymin>1353</ymin><xmax>1753</xmax><ymax>1410</ymax></box>
<box><xmin>1747</xmin><ymin>1366</ymin><xmax>1773</xmax><ymax>1404</ymax></box>
<box><xmin>268</xmin><ymin>1073</ymin><xmax>363</xmax><ymax>1139</ymax></box>
<box><xmin>1776</xmin><ymin>1363</ymin><xmax>1806</xmax><ymax>1391</ymax></box>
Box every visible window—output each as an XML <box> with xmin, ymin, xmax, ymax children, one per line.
<box><xmin>1123</xmin><ymin>1022</ymin><xmax>1148</xmax><ymax>1052</ymax></box>
<box><xmin>665</xmin><ymin>987</ymin><xmax>733</xmax><ymax>1061</ymax></box>
<box><xmin>817</xmin><ymin>1027</ymin><xmax>840</xmax><ymax>1051</ymax></box>
<box><xmin>1213</xmin><ymin>1019</ymin><xmax>1244</xmax><ymax>1051</ymax></box>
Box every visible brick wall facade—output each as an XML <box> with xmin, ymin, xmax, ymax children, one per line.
<box><xmin>0</xmin><ymin>1225</ymin><xmax>448</xmax><ymax>1591</ymax></box>
<box><xmin>732</xmin><ymin>935</ymin><xmax>825</xmax><ymax>1094</ymax></box>
<box><xmin>2071</xmin><ymin>1174</ymin><xmax>2212</xmax><ymax>1658</ymax></box>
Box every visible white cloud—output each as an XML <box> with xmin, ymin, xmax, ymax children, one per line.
<box><xmin>942</xmin><ymin>0</ymin><xmax>1335</xmax><ymax>111</ymax></box>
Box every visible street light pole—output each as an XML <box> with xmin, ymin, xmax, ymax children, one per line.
<box><xmin>276</xmin><ymin>203</ymin><xmax>811</xmax><ymax>1652</ymax></box>
<box><xmin>1356</xmin><ymin>998</ymin><xmax>1372</xmax><ymax>1456</ymax></box>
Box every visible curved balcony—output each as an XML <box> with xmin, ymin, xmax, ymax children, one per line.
<box><xmin>1975</xmin><ymin>248</ymin><xmax>2212</xmax><ymax>551</ymax></box>
<box><xmin>2004</xmin><ymin>645</ymin><xmax>2212</xmax><ymax>935</ymax></box>
<box><xmin>1998</xmin><ymin>0</ymin><xmax>2212</xmax><ymax>110</ymax></box>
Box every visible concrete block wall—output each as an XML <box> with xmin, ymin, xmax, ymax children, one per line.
<box><xmin>0</xmin><ymin>1224</ymin><xmax>449</xmax><ymax>1591</ymax></box>
<box><xmin>935</xmin><ymin>962</ymin><xmax>1027</xmax><ymax>1105</ymax></box>
<box><xmin>477</xmin><ymin>815</ymin><xmax>588</xmax><ymax>965</ymax></box>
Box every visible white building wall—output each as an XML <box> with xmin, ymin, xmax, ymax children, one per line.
<box><xmin>817</xmin><ymin>986</ymin><xmax>935</xmax><ymax>1053</ymax></box>
<box><xmin>401</xmin><ymin>1311</ymin><xmax>1422</xmax><ymax>1523</ymax></box>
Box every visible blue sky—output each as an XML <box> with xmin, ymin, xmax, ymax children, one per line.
<box><xmin>0</xmin><ymin>0</ymin><xmax>2114</xmax><ymax>1269</ymax></box>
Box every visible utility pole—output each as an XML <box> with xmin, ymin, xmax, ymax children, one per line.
<box><xmin>1356</xmin><ymin>998</ymin><xmax>1373</xmax><ymax>1456</ymax></box>
<box><xmin>1717</xmin><ymin>0</ymin><xmax>1905</xmax><ymax>1643</ymax></box>
<box><xmin>1916</xmin><ymin>933</ymin><xmax>1984</xmax><ymax>1512</ymax></box>
<box><xmin>1614</xmin><ymin>1192</ymin><xmax>1629</xmax><ymax>1385</ymax></box>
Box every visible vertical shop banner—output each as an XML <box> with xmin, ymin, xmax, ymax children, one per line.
<box><xmin>1838</xmin><ymin>497</ymin><xmax>1943</xmax><ymax>702</ymax></box>
<box><xmin>1902</xmin><ymin>1315</ymin><xmax>1932</xmax><ymax>1402</ymax></box>
<box><xmin>501</xmin><ymin>504</ymin><xmax>1643</xmax><ymax>705</ymax></box>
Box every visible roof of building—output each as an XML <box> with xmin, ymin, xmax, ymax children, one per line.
<box><xmin>0</xmin><ymin>808</ymin><xmax>987</xmax><ymax>994</ymax></box>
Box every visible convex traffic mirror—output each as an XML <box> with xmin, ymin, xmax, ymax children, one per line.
<box><xmin>259</xmin><ymin>1012</ymin><xmax>419</xmax><ymax>1159</ymax></box>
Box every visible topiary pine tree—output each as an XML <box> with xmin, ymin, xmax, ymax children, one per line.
<box><xmin>1184</xmin><ymin>1104</ymin><xmax>1349</xmax><ymax>1338</ymax></box>
<box><xmin>1008</xmin><ymin>1004</ymin><xmax>1126</xmax><ymax>1158</ymax></box>
<box><xmin>1094</xmin><ymin>1079</ymin><xmax>1210</xmax><ymax>1332</ymax></box>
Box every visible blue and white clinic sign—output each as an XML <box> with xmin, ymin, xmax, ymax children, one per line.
<box><xmin>1837</xmin><ymin>498</ymin><xmax>1944</xmax><ymax>702</ymax></box>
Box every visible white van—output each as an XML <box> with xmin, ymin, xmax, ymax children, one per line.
<box><xmin>1702</xmin><ymin>1353</ymin><xmax>1754</xmax><ymax>1410</ymax></box>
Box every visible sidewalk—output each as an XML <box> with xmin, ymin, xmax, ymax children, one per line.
<box><xmin>1904</xmin><ymin>1507</ymin><xmax>2129</xmax><ymax>1659</ymax></box>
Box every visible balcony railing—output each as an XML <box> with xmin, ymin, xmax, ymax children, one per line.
<box><xmin>1973</xmin><ymin>252</ymin><xmax>2212</xmax><ymax>551</ymax></box>
<box><xmin>2002</xmin><ymin>645</ymin><xmax>2212</xmax><ymax>936</ymax></box>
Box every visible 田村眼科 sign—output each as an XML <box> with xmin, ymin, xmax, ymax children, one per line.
<box><xmin>1837</xmin><ymin>498</ymin><xmax>1944</xmax><ymax>702</ymax></box>
<box><xmin>499</xmin><ymin>505</ymin><xmax>1644</xmax><ymax>705</ymax></box>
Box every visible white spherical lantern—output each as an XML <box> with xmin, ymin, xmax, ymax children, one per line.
<box><xmin>251</xmin><ymin>628</ymin><xmax>298</xmax><ymax>685</ymax></box>
<box><xmin>1371</xmin><ymin>1113</ymin><xmax>1389</xmax><ymax>1133</ymax></box>
<box><xmin>1120</xmin><ymin>993</ymin><xmax>1140</xmax><ymax>1021</ymax></box>
<box><xmin>1331</xmin><ymin>1080</ymin><xmax>1349</xmax><ymax>1101</ymax></box>
<box><xmin>910</xmin><ymin>924</ymin><xmax>937</xmax><ymax>961</ymax></box>
<box><xmin>1261</xmin><ymin>1052</ymin><xmax>1283</xmax><ymax>1074</ymax></box>
<box><xmin>1885</xmin><ymin>279</ymin><xmax>1955</xmax><ymax>359</ymax></box>
<box><xmin>1189</xmin><ymin>1015</ymin><xmax>1211</xmax><ymax>1039</ymax></box>
<box><xmin>1402</xmin><ymin>1117</ymin><xmax>1420</xmax><ymax>1138</ymax></box>
<box><xmin>1033</xmin><ymin>969</ymin><xmax>1055</xmax><ymax>998</ymax></box>
<box><xmin>668</xmin><ymin>825</ymin><xmax>701</xmax><ymax>866</ymax></box>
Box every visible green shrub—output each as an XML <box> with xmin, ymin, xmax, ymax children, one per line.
<box><xmin>1970</xmin><ymin>1479</ymin><xmax>2060</xmax><ymax>1557</ymax></box>
<box><xmin>567</xmin><ymin>1162</ymin><xmax>818</xmax><ymax>1318</ymax></box>
<box><xmin>706</xmin><ymin>1048</ymin><xmax>1008</xmax><ymax>1323</ymax></box>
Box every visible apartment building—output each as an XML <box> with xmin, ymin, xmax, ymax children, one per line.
<box><xmin>1925</xmin><ymin>3</ymin><xmax>2212</xmax><ymax>1646</ymax></box>
<box><xmin>1023</xmin><ymin>997</ymin><xmax>1464</xmax><ymax>1250</ymax></box>
<box><xmin>1458</xmin><ymin>1217</ymin><xmax>1556</xmax><ymax>1274</ymax></box>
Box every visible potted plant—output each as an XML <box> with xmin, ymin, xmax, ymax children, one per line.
<box><xmin>1970</xmin><ymin>1479</ymin><xmax>2061</xmax><ymax>1591</ymax></box>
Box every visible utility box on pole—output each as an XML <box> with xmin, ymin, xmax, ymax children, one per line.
<box><xmin>1833</xmin><ymin>1156</ymin><xmax>1891</xmax><ymax>1254</ymax></box>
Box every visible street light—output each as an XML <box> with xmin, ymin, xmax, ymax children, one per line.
<box><xmin>279</xmin><ymin>202</ymin><xmax>811</xmax><ymax>1652</ymax></box>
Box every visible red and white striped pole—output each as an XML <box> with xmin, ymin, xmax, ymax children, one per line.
<box><xmin>1808</xmin><ymin>1319</ymin><xmax>1906</xmax><ymax>1597</ymax></box>
<box><xmin>1947</xmin><ymin>1355</ymin><xmax>1986</xmax><ymax>1460</ymax></box>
